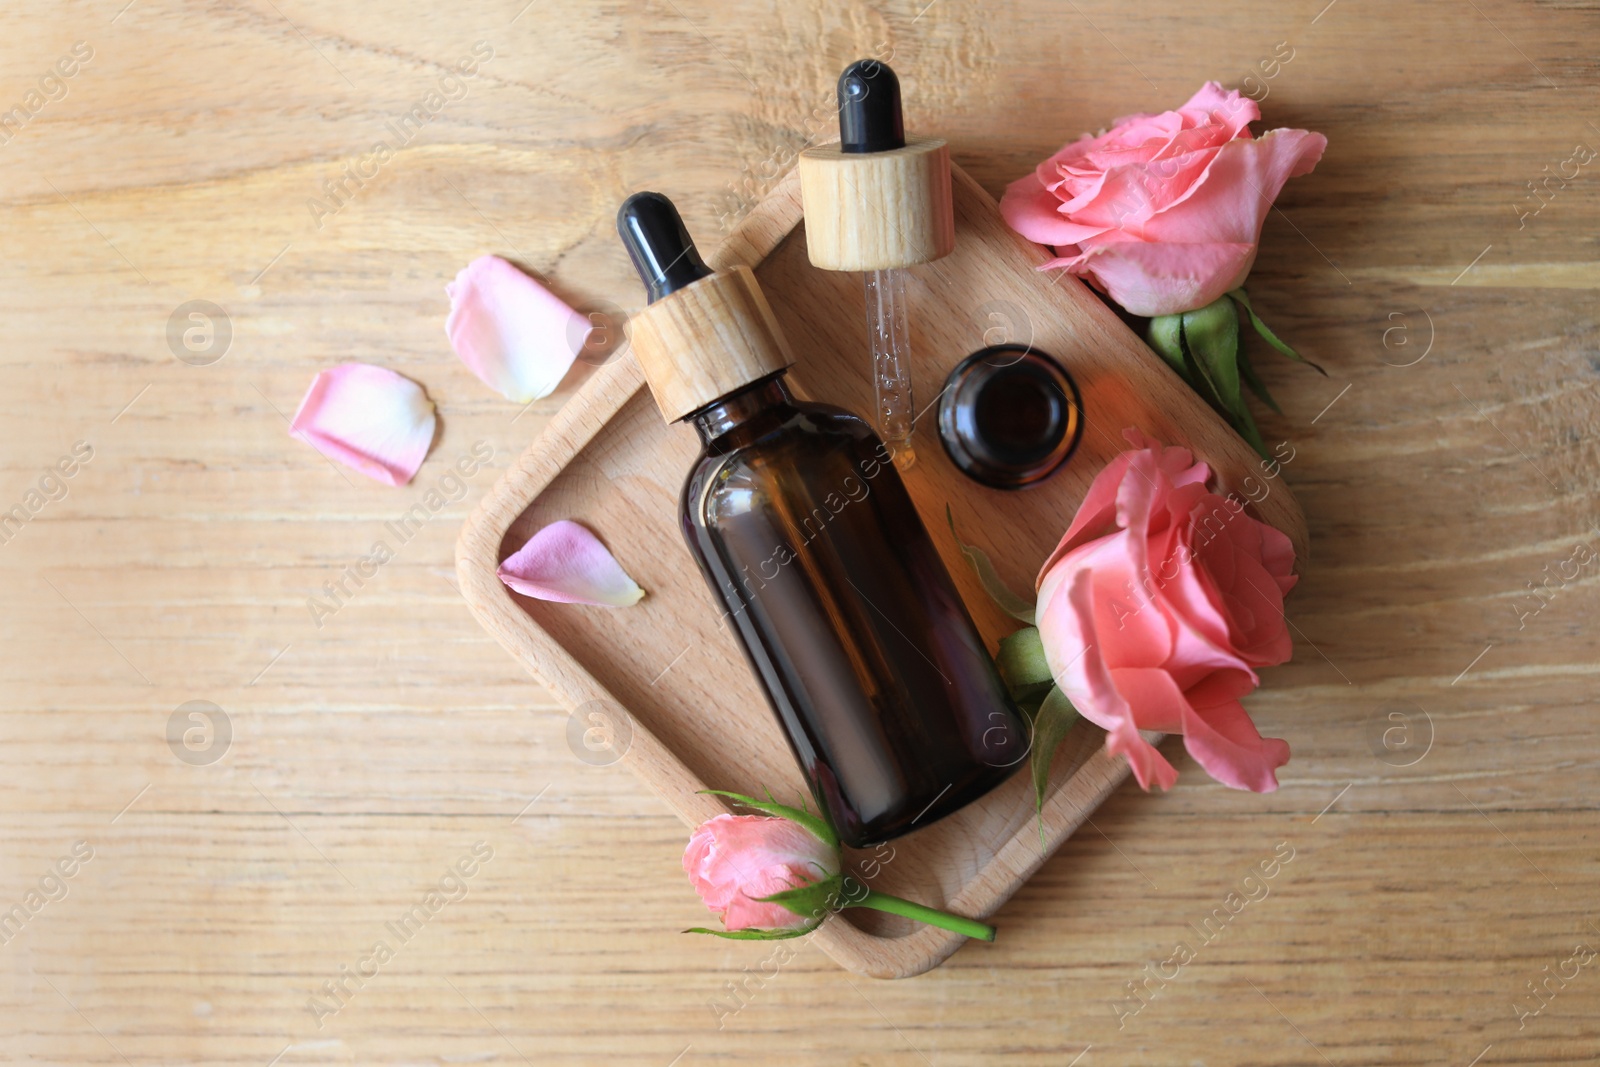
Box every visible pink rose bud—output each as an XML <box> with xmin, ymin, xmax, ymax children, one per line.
<box><xmin>683</xmin><ymin>814</ymin><xmax>840</xmax><ymax>934</ymax></box>
<box><xmin>1034</xmin><ymin>429</ymin><xmax>1298</xmax><ymax>792</ymax></box>
<box><xmin>680</xmin><ymin>792</ymin><xmax>997</xmax><ymax>943</ymax></box>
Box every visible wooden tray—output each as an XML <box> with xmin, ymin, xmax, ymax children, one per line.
<box><xmin>455</xmin><ymin>163</ymin><xmax>1308</xmax><ymax>979</ymax></box>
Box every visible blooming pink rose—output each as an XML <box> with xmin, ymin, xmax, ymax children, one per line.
<box><xmin>683</xmin><ymin>813</ymin><xmax>840</xmax><ymax>932</ymax></box>
<box><xmin>1001</xmin><ymin>82</ymin><xmax>1327</xmax><ymax>317</ymax></box>
<box><xmin>1035</xmin><ymin>430</ymin><xmax>1297</xmax><ymax>792</ymax></box>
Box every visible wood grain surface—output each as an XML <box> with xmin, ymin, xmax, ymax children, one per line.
<box><xmin>1</xmin><ymin>1</ymin><xmax>1596</xmax><ymax>1064</ymax></box>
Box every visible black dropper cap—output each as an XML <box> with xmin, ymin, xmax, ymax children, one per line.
<box><xmin>837</xmin><ymin>59</ymin><xmax>905</xmax><ymax>154</ymax></box>
<box><xmin>617</xmin><ymin>191</ymin><xmax>713</xmax><ymax>303</ymax></box>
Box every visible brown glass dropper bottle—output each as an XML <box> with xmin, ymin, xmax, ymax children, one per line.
<box><xmin>619</xmin><ymin>192</ymin><xmax>1025</xmax><ymax>848</ymax></box>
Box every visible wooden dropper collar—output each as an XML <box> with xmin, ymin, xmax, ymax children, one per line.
<box><xmin>797</xmin><ymin>60</ymin><xmax>955</xmax><ymax>272</ymax></box>
<box><xmin>618</xmin><ymin>193</ymin><xmax>794</xmax><ymax>423</ymax></box>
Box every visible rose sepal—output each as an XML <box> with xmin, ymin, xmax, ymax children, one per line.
<box><xmin>995</xmin><ymin>626</ymin><xmax>1053</xmax><ymax>700</ymax></box>
<box><xmin>699</xmin><ymin>788</ymin><xmax>838</xmax><ymax>850</ymax></box>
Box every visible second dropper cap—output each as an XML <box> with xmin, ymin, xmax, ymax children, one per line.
<box><xmin>617</xmin><ymin>192</ymin><xmax>794</xmax><ymax>423</ymax></box>
<box><xmin>797</xmin><ymin>60</ymin><xmax>954</xmax><ymax>272</ymax></box>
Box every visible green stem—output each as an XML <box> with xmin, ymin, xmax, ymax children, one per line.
<box><xmin>839</xmin><ymin>876</ymin><xmax>996</xmax><ymax>942</ymax></box>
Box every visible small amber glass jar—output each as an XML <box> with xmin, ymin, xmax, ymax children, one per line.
<box><xmin>936</xmin><ymin>345</ymin><xmax>1084</xmax><ymax>490</ymax></box>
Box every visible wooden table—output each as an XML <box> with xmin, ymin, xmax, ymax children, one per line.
<box><xmin>2</xmin><ymin>1</ymin><xmax>1596</xmax><ymax>1063</ymax></box>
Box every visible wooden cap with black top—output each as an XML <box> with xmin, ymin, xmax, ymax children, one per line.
<box><xmin>618</xmin><ymin>192</ymin><xmax>794</xmax><ymax>423</ymax></box>
<box><xmin>797</xmin><ymin>60</ymin><xmax>955</xmax><ymax>272</ymax></box>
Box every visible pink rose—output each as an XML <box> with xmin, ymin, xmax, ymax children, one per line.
<box><xmin>683</xmin><ymin>813</ymin><xmax>840</xmax><ymax>932</ymax></box>
<box><xmin>1035</xmin><ymin>430</ymin><xmax>1297</xmax><ymax>792</ymax></box>
<box><xmin>1001</xmin><ymin>82</ymin><xmax>1327</xmax><ymax>317</ymax></box>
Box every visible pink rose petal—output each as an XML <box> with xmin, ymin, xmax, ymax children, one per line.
<box><xmin>445</xmin><ymin>254</ymin><xmax>592</xmax><ymax>403</ymax></box>
<box><xmin>289</xmin><ymin>363</ymin><xmax>436</xmax><ymax>486</ymax></box>
<box><xmin>1178</xmin><ymin>671</ymin><xmax>1291</xmax><ymax>792</ymax></box>
<box><xmin>497</xmin><ymin>520</ymin><xmax>644</xmax><ymax>607</ymax></box>
<box><xmin>1001</xmin><ymin>171</ymin><xmax>1111</xmax><ymax>247</ymax></box>
<box><xmin>1143</xmin><ymin>129</ymin><xmax>1329</xmax><ymax>245</ymax></box>
<box><xmin>1062</xmin><ymin>240</ymin><xmax>1259</xmax><ymax>318</ymax></box>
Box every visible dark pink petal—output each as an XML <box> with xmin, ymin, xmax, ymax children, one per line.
<box><xmin>1258</xmin><ymin>520</ymin><xmax>1299</xmax><ymax>595</ymax></box>
<box><xmin>289</xmin><ymin>363</ymin><xmax>436</xmax><ymax>486</ymax></box>
<box><xmin>497</xmin><ymin>520</ymin><xmax>644</xmax><ymax>606</ymax></box>
<box><xmin>1108</xmin><ymin>666</ymin><xmax>1191</xmax><ymax>734</ymax></box>
<box><xmin>1153</xmin><ymin>518</ymin><xmax>1256</xmax><ymax>691</ymax></box>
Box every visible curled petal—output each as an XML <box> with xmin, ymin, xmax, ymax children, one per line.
<box><xmin>1036</xmin><ymin>429</ymin><xmax>1210</xmax><ymax>585</ymax></box>
<box><xmin>498</xmin><ymin>520</ymin><xmax>644</xmax><ymax>606</ymax></box>
<box><xmin>1143</xmin><ymin>129</ymin><xmax>1329</xmax><ymax>246</ymax></box>
<box><xmin>445</xmin><ymin>255</ymin><xmax>591</xmax><ymax>403</ymax></box>
<box><xmin>1039</xmin><ymin>567</ymin><xmax>1178</xmax><ymax>792</ymax></box>
<box><xmin>1172</xmin><ymin>80</ymin><xmax>1259</xmax><ymax>139</ymax></box>
<box><xmin>289</xmin><ymin>363</ymin><xmax>436</xmax><ymax>486</ymax></box>
<box><xmin>1179</xmin><ymin>671</ymin><xmax>1291</xmax><ymax>792</ymax></box>
<box><xmin>1000</xmin><ymin>171</ymin><xmax>1110</xmax><ymax>247</ymax></box>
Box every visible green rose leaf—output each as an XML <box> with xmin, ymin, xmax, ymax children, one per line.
<box><xmin>1029</xmin><ymin>686</ymin><xmax>1080</xmax><ymax>820</ymax></box>
<box><xmin>684</xmin><ymin>925</ymin><xmax>815</xmax><ymax>940</ymax></box>
<box><xmin>1237</xmin><ymin>345</ymin><xmax>1283</xmax><ymax>414</ymax></box>
<box><xmin>1228</xmin><ymin>288</ymin><xmax>1327</xmax><ymax>376</ymax></box>
<box><xmin>1229</xmin><ymin>394</ymin><xmax>1273</xmax><ymax>461</ymax></box>
<box><xmin>945</xmin><ymin>506</ymin><xmax>1036</xmax><ymax>624</ymax></box>
<box><xmin>754</xmin><ymin>874</ymin><xmax>843</xmax><ymax>925</ymax></box>
<box><xmin>1172</xmin><ymin>297</ymin><xmax>1273</xmax><ymax>460</ymax></box>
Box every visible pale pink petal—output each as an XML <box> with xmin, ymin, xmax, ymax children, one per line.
<box><xmin>498</xmin><ymin>520</ymin><xmax>644</xmax><ymax>606</ymax></box>
<box><xmin>1051</xmin><ymin>534</ymin><xmax>1172</xmax><ymax>672</ymax></box>
<box><xmin>445</xmin><ymin>254</ymin><xmax>591</xmax><ymax>403</ymax></box>
<box><xmin>289</xmin><ymin>363</ymin><xmax>436</xmax><ymax>486</ymax></box>
<box><xmin>1035</xmin><ymin>452</ymin><xmax>1134</xmax><ymax>587</ymax></box>
<box><xmin>1036</xmin><ymin>434</ymin><xmax>1210</xmax><ymax>585</ymax></box>
<box><xmin>1060</xmin><ymin>150</ymin><xmax>1219</xmax><ymax>230</ymax></box>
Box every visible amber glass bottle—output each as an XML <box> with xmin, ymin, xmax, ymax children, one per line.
<box><xmin>621</xmin><ymin>192</ymin><xmax>1023</xmax><ymax>847</ymax></box>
